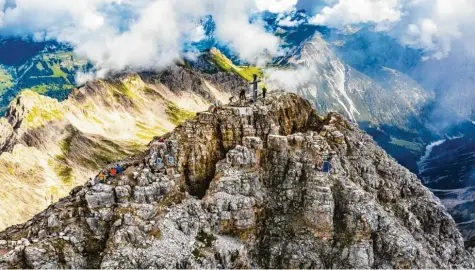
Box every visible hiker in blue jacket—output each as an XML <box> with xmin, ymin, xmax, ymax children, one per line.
<box><xmin>116</xmin><ymin>164</ymin><xmax>124</xmax><ymax>174</ymax></box>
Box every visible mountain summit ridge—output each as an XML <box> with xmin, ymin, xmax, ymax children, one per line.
<box><xmin>0</xmin><ymin>91</ymin><xmax>473</xmax><ymax>269</ymax></box>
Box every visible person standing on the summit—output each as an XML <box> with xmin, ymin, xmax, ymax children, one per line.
<box><xmin>239</xmin><ymin>89</ymin><xmax>246</xmax><ymax>101</ymax></box>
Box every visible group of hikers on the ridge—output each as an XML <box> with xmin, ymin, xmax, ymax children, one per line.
<box><xmin>89</xmin><ymin>136</ymin><xmax>175</xmax><ymax>186</ymax></box>
<box><xmin>230</xmin><ymin>74</ymin><xmax>268</xmax><ymax>105</ymax></box>
<box><xmin>91</xmin><ymin>163</ymin><xmax>125</xmax><ymax>185</ymax></box>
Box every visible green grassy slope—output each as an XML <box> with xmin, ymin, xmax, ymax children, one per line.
<box><xmin>208</xmin><ymin>48</ymin><xmax>263</xmax><ymax>82</ymax></box>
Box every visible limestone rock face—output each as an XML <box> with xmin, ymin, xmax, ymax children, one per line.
<box><xmin>0</xmin><ymin>92</ymin><xmax>474</xmax><ymax>269</ymax></box>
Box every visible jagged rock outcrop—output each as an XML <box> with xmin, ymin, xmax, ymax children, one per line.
<box><xmin>0</xmin><ymin>92</ymin><xmax>473</xmax><ymax>269</ymax></box>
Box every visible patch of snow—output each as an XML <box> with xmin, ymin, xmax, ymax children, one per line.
<box><xmin>381</xmin><ymin>66</ymin><xmax>400</xmax><ymax>77</ymax></box>
<box><xmin>446</xmin><ymin>133</ymin><xmax>464</xmax><ymax>140</ymax></box>
<box><xmin>457</xmin><ymin>218</ymin><xmax>475</xmax><ymax>226</ymax></box>
<box><xmin>327</xmin><ymin>60</ymin><xmax>360</xmax><ymax>122</ymax></box>
<box><xmin>439</xmin><ymin>198</ymin><xmax>468</xmax><ymax>210</ymax></box>
<box><xmin>418</xmin><ymin>139</ymin><xmax>446</xmax><ymax>174</ymax></box>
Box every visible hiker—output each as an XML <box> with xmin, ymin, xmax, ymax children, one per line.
<box><xmin>262</xmin><ymin>86</ymin><xmax>267</xmax><ymax>99</ymax></box>
<box><xmin>239</xmin><ymin>89</ymin><xmax>246</xmax><ymax>101</ymax></box>
<box><xmin>89</xmin><ymin>177</ymin><xmax>96</xmax><ymax>186</ymax></box>
<box><xmin>109</xmin><ymin>167</ymin><xmax>117</xmax><ymax>178</ymax></box>
<box><xmin>249</xmin><ymin>74</ymin><xmax>261</xmax><ymax>101</ymax></box>
<box><xmin>97</xmin><ymin>171</ymin><xmax>107</xmax><ymax>183</ymax></box>
<box><xmin>159</xmin><ymin>137</ymin><xmax>165</xmax><ymax>143</ymax></box>
<box><xmin>116</xmin><ymin>164</ymin><xmax>124</xmax><ymax>174</ymax></box>
<box><xmin>229</xmin><ymin>96</ymin><xmax>235</xmax><ymax>103</ymax></box>
<box><xmin>210</xmin><ymin>102</ymin><xmax>218</xmax><ymax>114</ymax></box>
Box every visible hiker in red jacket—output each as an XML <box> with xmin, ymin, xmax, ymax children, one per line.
<box><xmin>109</xmin><ymin>167</ymin><xmax>117</xmax><ymax>178</ymax></box>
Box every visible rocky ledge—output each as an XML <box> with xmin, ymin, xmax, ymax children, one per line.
<box><xmin>0</xmin><ymin>91</ymin><xmax>474</xmax><ymax>269</ymax></box>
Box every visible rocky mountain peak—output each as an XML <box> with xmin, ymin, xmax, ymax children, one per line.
<box><xmin>0</xmin><ymin>91</ymin><xmax>473</xmax><ymax>269</ymax></box>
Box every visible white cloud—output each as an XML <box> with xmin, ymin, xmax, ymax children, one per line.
<box><xmin>188</xmin><ymin>25</ymin><xmax>206</xmax><ymax>43</ymax></box>
<box><xmin>309</xmin><ymin>0</ymin><xmax>475</xmax><ymax>60</ymax></box>
<box><xmin>212</xmin><ymin>1</ymin><xmax>281</xmax><ymax>63</ymax></box>
<box><xmin>0</xmin><ymin>0</ymin><xmax>293</xmax><ymax>79</ymax></box>
<box><xmin>264</xmin><ymin>66</ymin><xmax>314</xmax><ymax>90</ymax></box>
<box><xmin>278</xmin><ymin>15</ymin><xmax>304</xmax><ymax>27</ymax></box>
<box><xmin>72</xmin><ymin>0</ymin><xmax>183</xmax><ymax>72</ymax></box>
<box><xmin>393</xmin><ymin>0</ymin><xmax>475</xmax><ymax>59</ymax></box>
<box><xmin>75</xmin><ymin>71</ymin><xmax>99</xmax><ymax>86</ymax></box>
<box><xmin>255</xmin><ymin>0</ymin><xmax>298</xmax><ymax>13</ymax></box>
<box><xmin>0</xmin><ymin>0</ymin><xmax>4</xmax><ymax>26</ymax></box>
<box><xmin>309</xmin><ymin>0</ymin><xmax>401</xmax><ymax>27</ymax></box>
<box><xmin>182</xmin><ymin>49</ymin><xmax>202</xmax><ymax>62</ymax></box>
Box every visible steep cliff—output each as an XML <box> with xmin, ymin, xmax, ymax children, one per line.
<box><xmin>0</xmin><ymin>66</ymin><xmax>247</xmax><ymax>231</ymax></box>
<box><xmin>0</xmin><ymin>92</ymin><xmax>473</xmax><ymax>269</ymax></box>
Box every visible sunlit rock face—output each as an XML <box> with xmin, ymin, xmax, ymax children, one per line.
<box><xmin>0</xmin><ymin>92</ymin><xmax>473</xmax><ymax>269</ymax></box>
